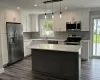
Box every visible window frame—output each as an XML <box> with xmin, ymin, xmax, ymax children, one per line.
<box><xmin>40</xmin><ymin>19</ymin><xmax>54</xmax><ymax>37</ymax></box>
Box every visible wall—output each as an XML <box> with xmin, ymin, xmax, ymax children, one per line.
<box><xmin>0</xmin><ymin>34</ymin><xmax>4</xmax><ymax>74</ymax></box>
<box><xmin>89</xmin><ymin>10</ymin><xmax>100</xmax><ymax>58</ymax></box>
<box><xmin>38</xmin><ymin>8</ymin><xmax>90</xmax><ymax>31</ymax></box>
<box><xmin>23</xmin><ymin>32</ymin><xmax>33</xmax><ymax>40</ymax></box>
<box><xmin>0</xmin><ymin>9</ymin><xmax>21</xmax><ymax>66</ymax></box>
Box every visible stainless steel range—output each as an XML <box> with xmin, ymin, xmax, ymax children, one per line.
<box><xmin>64</xmin><ymin>36</ymin><xmax>81</xmax><ymax>45</ymax></box>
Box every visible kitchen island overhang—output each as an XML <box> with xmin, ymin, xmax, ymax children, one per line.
<box><xmin>29</xmin><ymin>44</ymin><xmax>82</xmax><ymax>80</ymax></box>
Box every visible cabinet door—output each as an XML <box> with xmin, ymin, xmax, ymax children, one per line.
<box><xmin>21</xmin><ymin>14</ymin><xmax>31</xmax><ymax>32</ymax></box>
<box><xmin>81</xmin><ymin>42</ymin><xmax>89</xmax><ymax>60</ymax></box>
<box><xmin>26</xmin><ymin>15</ymin><xmax>31</xmax><ymax>32</ymax></box>
<box><xmin>73</xmin><ymin>11</ymin><xmax>81</xmax><ymax>21</ymax></box>
<box><xmin>54</xmin><ymin>13</ymin><xmax>66</xmax><ymax>31</ymax></box>
<box><xmin>30</xmin><ymin>14</ymin><xmax>39</xmax><ymax>32</ymax></box>
<box><xmin>66</xmin><ymin>12</ymin><xmax>73</xmax><ymax>22</ymax></box>
<box><xmin>81</xmin><ymin>10</ymin><xmax>89</xmax><ymax>31</ymax></box>
<box><xmin>61</xmin><ymin>13</ymin><xmax>66</xmax><ymax>31</ymax></box>
<box><xmin>24</xmin><ymin>41</ymin><xmax>31</xmax><ymax>57</ymax></box>
<box><xmin>66</xmin><ymin>11</ymin><xmax>81</xmax><ymax>22</ymax></box>
<box><xmin>53</xmin><ymin>13</ymin><xmax>61</xmax><ymax>31</ymax></box>
<box><xmin>5</xmin><ymin>10</ymin><xmax>21</xmax><ymax>23</ymax></box>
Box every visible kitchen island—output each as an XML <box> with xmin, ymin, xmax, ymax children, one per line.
<box><xmin>29</xmin><ymin>44</ymin><xmax>82</xmax><ymax>80</ymax></box>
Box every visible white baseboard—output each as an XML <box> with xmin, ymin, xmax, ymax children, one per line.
<box><xmin>0</xmin><ymin>68</ymin><xmax>4</xmax><ymax>74</ymax></box>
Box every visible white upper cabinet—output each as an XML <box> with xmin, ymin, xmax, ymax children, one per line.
<box><xmin>21</xmin><ymin>13</ymin><xmax>27</xmax><ymax>32</ymax></box>
<box><xmin>53</xmin><ymin>9</ymin><xmax>90</xmax><ymax>31</ymax></box>
<box><xmin>26</xmin><ymin>15</ymin><xmax>31</xmax><ymax>32</ymax></box>
<box><xmin>81</xmin><ymin>10</ymin><xmax>90</xmax><ymax>31</ymax></box>
<box><xmin>21</xmin><ymin>13</ymin><xmax>39</xmax><ymax>32</ymax></box>
<box><xmin>21</xmin><ymin>13</ymin><xmax>31</xmax><ymax>32</ymax></box>
<box><xmin>5</xmin><ymin>10</ymin><xmax>21</xmax><ymax>23</ymax></box>
<box><xmin>0</xmin><ymin>10</ymin><xmax>21</xmax><ymax>34</ymax></box>
<box><xmin>69</xmin><ymin>11</ymin><xmax>81</xmax><ymax>22</ymax></box>
<box><xmin>30</xmin><ymin>14</ymin><xmax>39</xmax><ymax>32</ymax></box>
<box><xmin>66</xmin><ymin>11</ymin><xmax>81</xmax><ymax>24</ymax></box>
<box><xmin>53</xmin><ymin>13</ymin><xmax>66</xmax><ymax>31</ymax></box>
<box><xmin>66</xmin><ymin>12</ymin><xmax>73</xmax><ymax>22</ymax></box>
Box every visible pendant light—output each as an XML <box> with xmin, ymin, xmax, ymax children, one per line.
<box><xmin>52</xmin><ymin>2</ymin><xmax>54</xmax><ymax>19</ymax></box>
<box><xmin>44</xmin><ymin>3</ymin><xmax>47</xmax><ymax>19</ymax></box>
<box><xmin>60</xmin><ymin>1</ymin><xmax>62</xmax><ymax>18</ymax></box>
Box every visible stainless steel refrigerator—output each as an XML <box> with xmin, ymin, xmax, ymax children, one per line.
<box><xmin>6</xmin><ymin>22</ymin><xmax>24</xmax><ymax>64</ymax></box>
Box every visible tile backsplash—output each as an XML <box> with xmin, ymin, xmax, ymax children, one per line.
<box><xmin>23</xmin><ymin>31</ymin><xmax>90</xmax><ymax>40</ymax></box>
<box><xmin>23</xmin><ymin>32</ymin><xmax>32</xmax><ymax>39</ymax></box>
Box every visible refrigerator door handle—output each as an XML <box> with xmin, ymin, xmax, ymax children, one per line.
<box><xmin>10</xmin><ymin>37</ymin><xmax>15</xmax><ymax>44</ymax></box>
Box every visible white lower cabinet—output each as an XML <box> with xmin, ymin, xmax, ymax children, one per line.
<box><xmin>81</xmin><ymin>40</ymin><xmax>90</xmax><ymax>60</ymax></box>
<box><xmin>24</xmin><ymin>41</ymin><xmax>32</xmax><ymax>57</ymax></box>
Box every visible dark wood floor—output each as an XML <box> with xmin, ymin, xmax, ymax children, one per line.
<box><xmin>0</xmin><ymin>57</ymin><xmax>100</xmax><ymax>80</ymax></box>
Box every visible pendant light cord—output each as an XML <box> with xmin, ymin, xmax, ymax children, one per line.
<box><xmin>52</xmin><ymin>2</ymin><xmax>53</xmax><ymax>13</ymax></box>
<box><xmin>45</xmin><ymin>3</ymin><xmax>46</xmax><ymax>14</ymax></box>
<box><xmin>60</xmin><ymin>1</ymin><xmax>61</xmax><ymax>12</ymax></box>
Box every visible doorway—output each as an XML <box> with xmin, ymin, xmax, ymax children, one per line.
<box><xmin>93</xmin><ymin>19</ymin><xmax>100</xmax><ymax>57</ymax></box>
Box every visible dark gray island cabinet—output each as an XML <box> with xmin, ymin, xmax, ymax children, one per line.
<box><xmin>29</xmin><ymin>44</ymin><xmax>81</xmax><ymax>80</ymax></box>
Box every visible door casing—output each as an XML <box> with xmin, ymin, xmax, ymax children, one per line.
<box><xmin>90</xmin><ymin>15</ymin><xmax>100</xmax><ymax>58</ymax></box>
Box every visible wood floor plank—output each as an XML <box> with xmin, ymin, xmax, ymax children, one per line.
<box><xmin>0</xmin><ymin>57</ymin><xmax>100</xmax><ymax>80</ymax></box>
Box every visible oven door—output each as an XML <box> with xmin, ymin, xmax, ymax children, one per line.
<box><xmin>65</xmin><ymin>42</ymin><xmax>80</xmax><ymax>45</ymax></box>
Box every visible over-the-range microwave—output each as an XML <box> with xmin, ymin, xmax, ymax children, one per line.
<box><xmin>66</xmin><ymin>21</ymin><xmax>81</xmax><ymax>31</ymax></box>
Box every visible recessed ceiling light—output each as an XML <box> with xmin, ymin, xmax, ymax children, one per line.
<box><xmin>65</xmin><ymin>7</ymin><xmax>67</xmax><ymax>9</ymax></box>
<box><xmin>34</xmin><ymin>4</ymin><xmax>37</xmax><ymax>7</ymax></box>
<box><xmin>17</xmin><ymin>7</ymin><xmax>20</xmax><ymax>9</ymax></box>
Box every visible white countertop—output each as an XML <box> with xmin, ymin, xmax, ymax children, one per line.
<box><xmin>28</xmin><ymin>44</ymin><xmax>82</xmax><ymax>53</ymax></box>
<box><xmin>24</xmin><ymin>38</ymin><xmax>66</xmax><ymax>42</ymax></box>
<box><xmin>81</xmin><ymin>40</ymin><xmax>90</xmax><ymax>42</ymax></box>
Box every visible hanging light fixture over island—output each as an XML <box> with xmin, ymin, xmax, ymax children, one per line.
<box><xmin>43</xmin><ymin>0</ymin><xmax>63</xmax><ymax>19</ymax></box>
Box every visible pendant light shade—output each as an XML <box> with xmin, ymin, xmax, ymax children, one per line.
<box><xmin>45</xmin><ymin>13</ymin><xmax>47</xmax><ymax>19</ymax></box>
<box><xmin>52</xmin><ymin>2</ymin><xmax>54</xmax><ymax>19</ymax></box>
<box><xmin>52</xmin><ymin>13</ymin><xmax>54</xmax><ymax>19</ymax></box>
<box><xmin>43</xmin><ymin>0</ymin><xmax>63</xmax><ymax>19</ymax></box>
<box><xmin>60</xmin><ymin>12</ymin><xmax>62</xmax><ymax>18</ymax></box>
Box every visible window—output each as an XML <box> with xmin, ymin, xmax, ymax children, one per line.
<box><xmin>40</xmin><ymin>19</ymin><xmax>54</xmax><ymax>37</ymax></box>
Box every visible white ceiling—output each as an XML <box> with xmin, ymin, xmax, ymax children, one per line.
<box><xmin>0</xmin><ymin>0</ymin><xmax>100</xmax><ymax>13</ymax></box>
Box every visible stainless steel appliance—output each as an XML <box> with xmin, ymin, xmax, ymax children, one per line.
<box><xmin>66</xmin><ymin>21</ymin><xmax>81</xmax><ymax>31</ymax></box>
<box><xmin>64</xmin><ymin>36</ymin><xmax>81</xmax><ymax>45</ymax></box>
<box><xmin>6</xmin><ymin>22</ymin><xmax>24</xmax><ymax>64</ymax></box>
